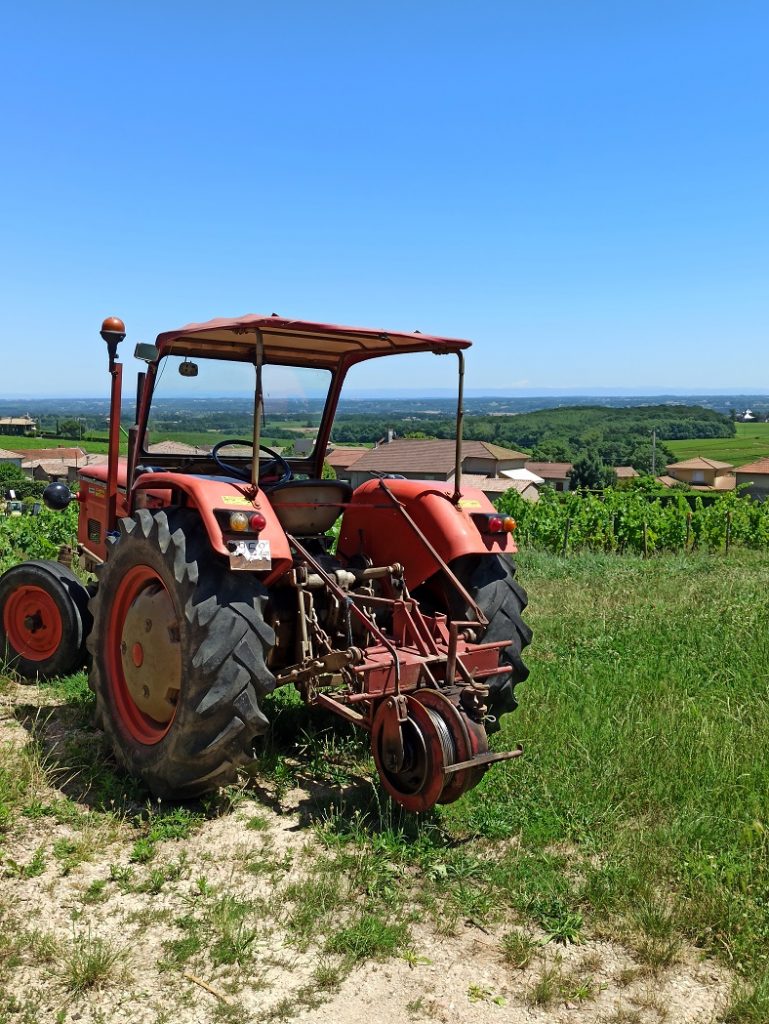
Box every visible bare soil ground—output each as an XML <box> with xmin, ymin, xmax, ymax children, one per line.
<box><xmin>0</xmin><ymin>682</ymin><xmax>732</xmax><ymax>1024</ymax></box>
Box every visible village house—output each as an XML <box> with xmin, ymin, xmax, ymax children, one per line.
<box><xmin>524</xmin><ymin>461</ymin><xmax>573</xmax><ymax>492</ymax></box>
<box><xmin>0</xmin><ymin>448</ymin><xmax>23</xmax><ymax>469</ymax></box>
<box><xmin>735</xmin><ymin>457</ymin><xmax>769</xmax><ymax>501</ymax></box>
<box><xmin>325</xmin><ymin>446</ymin><xmax>370</xmax><ymax>482</ymax></box>
<box><xmin>664</xmin><ymin>457</ymin><xmax>736</xmax><ymax>491</ymax></box>
<box><xmin>0</xmin><ymin>415</ymin><xmax>36</xmax><ymax>436</ymax></box>
<box><xmin>614</xmin><ymin>466</ymin><xmax>639</xmax><ymax>483</ymax></box>
<box><xmin>342</xmin><ymin>438</ymin><xmax>528</xmax><ymax>490</ymax></box>
<box><xmin>324</xmin><ymin>438</ymin><xmax>533</xmax><ymax>501</ymax></box>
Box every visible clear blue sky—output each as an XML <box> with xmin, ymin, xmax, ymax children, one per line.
<box><xmin>0</xmin><ymin>2</ymin><xmax>767</xmax><ymax>396</ymax></box>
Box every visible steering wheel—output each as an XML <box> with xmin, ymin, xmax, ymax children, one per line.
<box><xmin>211</xmin><ymin>439</ymin><xmax>293</xmax><ymax>488</ymax></box>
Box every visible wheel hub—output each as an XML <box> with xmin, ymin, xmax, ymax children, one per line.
<box><xmin>119</xmin><ymin>581</ymin><xmax>181</xmax><ymax>724</ymax></box>
<box><xmin>3</xmin><ymin>586</ymin><xmax>63</xmax><ymax>660</ymax></box>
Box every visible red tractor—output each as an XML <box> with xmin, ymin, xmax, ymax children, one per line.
<box><xmin>0</xmin><ymin>315</ymin><xmax>531</xmax><ymax>810</ymax></box>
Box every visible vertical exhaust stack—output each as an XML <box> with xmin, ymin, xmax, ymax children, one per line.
<box><xmin>100</xmin><ymin>317</ymin><xmax>126</xmax><ymax>529</ymax></box>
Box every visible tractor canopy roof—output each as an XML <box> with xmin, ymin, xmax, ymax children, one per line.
<box><xmin>155</xmin><ymin>314</ymin><xmax>471</xmax><ymax>371</ymax></box>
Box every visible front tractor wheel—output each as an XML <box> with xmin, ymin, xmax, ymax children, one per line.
<box><xmin>87</xmin><ymin>509</ymin><xmax>276</xmax><ymax>798</ymax></box>
<box><xmin>0</xmin><ymin>560</ymin><xmax>91</xmax><ymax>680</ymax></box>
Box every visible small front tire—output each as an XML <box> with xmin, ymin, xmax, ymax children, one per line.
<box><xmin>0</xmin><ymin>560</ymin><xmax>91</xmax><ymax>680</ymax></box>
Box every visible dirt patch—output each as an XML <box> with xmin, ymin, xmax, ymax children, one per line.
<box><xmin>0</xmin><ymin>704</ymin><xmax>731</xmax><ymax>1024</ymax></box>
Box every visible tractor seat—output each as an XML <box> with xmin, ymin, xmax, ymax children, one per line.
<box><xmin>266</xmin><ymin>479</ymin><xmax>353</xmax><ymax>535</ymax></box>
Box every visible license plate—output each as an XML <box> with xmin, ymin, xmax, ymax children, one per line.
<box><xmin>228</xmin><ymin>539</ymin><xmax>272</xmax><ymax>571</ymax></box>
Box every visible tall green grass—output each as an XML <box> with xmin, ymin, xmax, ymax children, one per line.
<box><xmin>439</xmin><ymin>551</ymin><xmax>769</xmax><ymax>1010</ymax></box>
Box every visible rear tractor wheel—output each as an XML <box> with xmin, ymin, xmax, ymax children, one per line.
<box><xmin>0</xmin><ymin>560</ymin><xmax>91</xmax><ymax>680</ymax></box>
<box><xmin>87</xmin><ymin>509</ymin><xmax>276</xmax><ymax>798</ymax></box>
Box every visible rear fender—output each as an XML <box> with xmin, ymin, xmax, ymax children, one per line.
<box><xmin>337</xmin><ymin>478</ymin><xmax>517</xmax><ymax>590</ymax></box>
<box><xmin>132</xmin><ymin>472</ymin><xmax>293</xmax><ymax>584</ymax></box>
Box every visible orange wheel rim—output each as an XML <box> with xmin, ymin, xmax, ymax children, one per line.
<box><xmin>106</xmin><ymin>565</ymin><xmax>182</xmax><ymax>745</ymax></box>
<box><xmin>3</xmin><ymin>585</ymin><xmax>64</xmax><ymax>662</ymax></box>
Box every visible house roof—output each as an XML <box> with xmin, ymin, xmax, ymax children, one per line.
<box><xmin>26</xmin><ymin>460</ymin><xmax>73</xmax><ymax>476</ymax></box>
<box><xmin>14</xmin><ymin>447</ymin><xmax>87</xmax><ymax>461</ymax></box>
<box><xmin>476</xmin><ymin>441</ymin><xmax>529</xmax><ymax>461</ymax></box>
<box><xmin>349</xmin><ymin>439</ymin><xmax>527</xmax><ymax>476</ymax></box>
<box><xmin>735</xmin><ymin>456</ymin><xmax>769</xmax><ymax>476</ymax></box>
<box><xmin>458</xmin><ymin>473</ymin><xmax>516</xmax><ymax>493</ymax></box>
<box><xmin>614</xmin><ymin>466</ymin><xmax>639</xmax><ymax>478</ymax></box>
<box><xmin>0</xmin><ymin>416</ymin><xmax>35</xmax><ymax>426</ymax></box>
<box><xmin>457</xmin><ymin>474</ymin><xmax>539</xmax><ymax>498</ymax></box>
<box><xmin>0</xmin><ymin>448</ymin><xmax>22</xmax><ymax>460</ymax></box>
<box><xmin>656</xmin><ymin>475</ymin><xmax>679</xmax><ymax>488</ymax></box>
<box><xmin>666</xmin><ymin>457</ymin><xmax>734</xmax><ymax>471</ymax></box>
<box><xmin>147</xmin><ymin>440</ymin><xmax>208</xmax><ymax>455</ymax></box>
<box><xmin>326</xmin><ymin>446</ymin><xmax>369</xmax><ymax>470</ymax></box>
<box><xmin>525</xmin><ymin>461</ymin><xmax>573</xmax><ymax>478</ymax></box>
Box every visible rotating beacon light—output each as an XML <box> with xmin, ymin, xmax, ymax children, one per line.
<box><xmin>100</xmin><ymin>316</ymin><xmax>126</xmax><ymax>527</ymax></box>
<box><xmin>100</xmin><ymin>316</ymin><xmax>126</xmax><ymax>372</ymax></box>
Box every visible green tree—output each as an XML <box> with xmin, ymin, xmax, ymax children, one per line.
<box><xmin>0</xmin><ymin>464</ymin><xmax>46</xmax><ymax>500</ymax></box>
<box><xmin>569</xmin><ymin>452</ymin><xmax>616</xmax><ymax>490</ymax></box>
<box><xmin>58</xmin><ymin>418</ymin><xmax>82</xmax><ymax>439</ymax></box>
<box><xmin>531</xmin><ymin>440</ymin><xmax>572</xmax><ymax>462</ymax></box>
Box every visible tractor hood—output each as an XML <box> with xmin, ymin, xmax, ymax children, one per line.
<box><xmin>155</xmin><ymin>314</ymin><xmax>471</xmax><ymax>371</ymax></box>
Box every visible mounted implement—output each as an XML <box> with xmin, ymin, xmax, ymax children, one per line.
<box><xmin>0</xmin><ymin>314</ymin><xmax>531</xmax><ymax>809</ymax></box>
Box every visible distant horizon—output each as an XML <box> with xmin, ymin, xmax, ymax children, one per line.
<box><xmin>1</xmin><ymin>387</ymin><xmax>769</xmax><ymax>402</ymax></box>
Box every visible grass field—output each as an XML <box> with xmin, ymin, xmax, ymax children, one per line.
<box><xmin>2</xmin><ymin>549</ymin><xmax>769</xmax><ymax>1020</ymax></box>
<box><xmin>0</xmin><ymin>434</ymin><xmax>111</xmax><ymax>454</ymax></box>
<box><xmin>666</xmin><ymin>422</ymin><xmax>769</xmax><ymax>466</ymax></box>
<box><xmin>0</xmin><ymin>433</ymin><xmax>292</xmax><ymax>457</ymax></box>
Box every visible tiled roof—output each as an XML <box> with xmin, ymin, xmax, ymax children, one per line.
<box><xmin>349</xmin><ymin>439</ymin><xmax>527</xmax><ymax>476</ymax></box>
<box><xmin>458</xmin><ymin>473</ymin><xmax>517</xmax><ymax>493</ymax></box>
<box><xmin>666</xmin><ymin>457</ymin><xmax>733</xmax><ymax>471</ymax></box>
<box><xmin>525</xmin><ymin>461</ymin><xmax>573</xmax><ymax>478</ymax></box>
<box><xmin>735</xmin><ymin>457</ymin><xmax>769</xmax><ymax>476</ymax></box>
<box><xmin>457</xmin><ymin>474</ymin><xmax>539</xmax><ymax>499</ymax></box>
<box><xmin>0</xmin><ymin>448</ymin><xmax>22</xmax><ymax>459</ymax></box>
<box><xmin>147</xmin><ymin>440</ymin><xmax>208</xmax><ymax>455</ymax></box>
<box><xmin>614</xmin><ymin>466</ymin><xmax>639</xmax><ymax>478</ymax></box>
<box><xmin>14</xmin><ymin>447</ymin><xmax>86</xmax><ymax>461</ymax></box>
<box><xmin>26</xmin><ymin>460</ymin><xmax>73</xmax><ymax>475</ymax></box>
<box><xmin>478</xmin><ymin>441</ymin><xmax>529</xmax><ymax>460</ymax></box>
<box><xmin>326</xmin><ymin>446</ymin><xmax>369</xmax><ymax>470</ymax></box>
<box><xmin>0</xmin><ymin>416</ymin><xmax>35</xmax><ymax>426</ymax></box>
<box><xmin>656</xmin><ymin>475</ymin><xmax>678</xmax><ymax>488</ymax></box>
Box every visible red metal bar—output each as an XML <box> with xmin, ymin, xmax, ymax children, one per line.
<box><xmin>107</xmin><ymin>361</ymin><xmax>123</xmax><ymax>530</ymax></box>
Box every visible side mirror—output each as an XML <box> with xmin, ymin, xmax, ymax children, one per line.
<box><xmin>134</xmin><ymin>343</ymin><xmax>158</xmax><ymax>363</ymax></box>
<box><xmin>43</xmin><ymin>482</ymin><xmax>73</xmax><ymax>511</ymax></box>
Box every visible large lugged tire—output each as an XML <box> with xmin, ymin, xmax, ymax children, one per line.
<box><xmin>87</xmin><ymin>509</ymin><xmax>276</xmax><ymax>798</ymax></box>
<box><xmin>0</xmin><ymin>560</ymin><xmax>91</xmax><ymax>680</ymax></box>
<box><xmin>446</xmin><ymin>554</ymin><xmax>532</xmax><ymax>730</ymax></box>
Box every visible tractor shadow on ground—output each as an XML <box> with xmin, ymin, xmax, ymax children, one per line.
<box><xmin>10</xmin><ymin>688</ymin><xmax>402</xmax><ymax>835</ymax></box>
<box><xmin>11</xmin><ymin>684</ymin><xmax>467</xmax><ymax>851</ymax></box>
<box><xmin>12</xmin><ymin>698</ymin><xmax>151</xmax><ymax>814</ymax></box>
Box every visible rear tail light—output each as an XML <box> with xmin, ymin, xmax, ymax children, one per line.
<box><xmin>472</xmin><ymin>513</ymin><xmax>516</xmax><ymax>535</ymax></box>
<box><xmin>220</xmin><ymin>509</ymin><xmax>268</xmax><ymax>535</ymax></box>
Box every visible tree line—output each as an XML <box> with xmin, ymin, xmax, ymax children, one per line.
<box><xmin>330</xmin><ymin>405</ymin><xmax>734</xmax><ymax>474</ymax></box>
